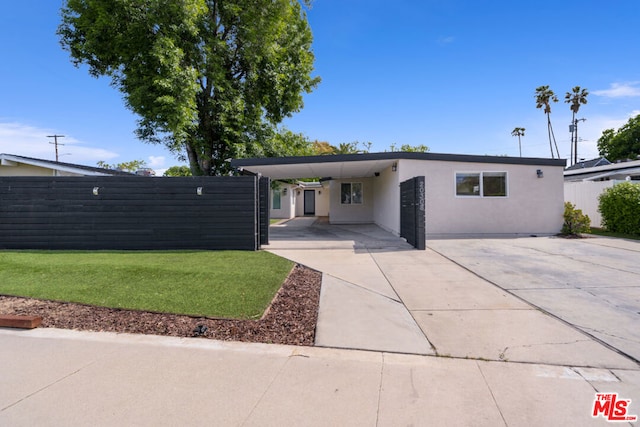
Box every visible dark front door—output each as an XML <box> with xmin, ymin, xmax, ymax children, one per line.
<box><xmin>304</xmin><ymin>190</ymin><xmax>315</xmax><ymax>215</ymax></box>
<box><xmin>400</xmin><ymin>176</ymin><xmax>426</xmax><ymax>250</ymax></box>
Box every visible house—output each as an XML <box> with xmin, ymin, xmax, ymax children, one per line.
<box><xmin>564</xmin><ymin>158</ymin><xmax>640</xmax><ymax>227</ymax></box>
<box><xmin>232</xmin><ymin>152</ymin><xmax>566</xmax><ymax>243</ymax></box>
<box><xmin>0</xmin><ymin>153</ymin><xmax>133</xmax><ymax>177</ymax></box>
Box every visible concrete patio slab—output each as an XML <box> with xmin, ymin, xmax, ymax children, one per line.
<box><xmin>315</xmin><ymin>275</ymin><xmax>434</xmax><ymax>355</ymax></box>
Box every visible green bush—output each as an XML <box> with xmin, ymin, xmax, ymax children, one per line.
<box><xmin>598</xmin><ymin>181</ymin><xmax>640</xmax><ymax>235</ymax></box>
<box><xmin>562</xmin><ymin>202</ymin><xmax>591</xmax><ymax>235</ymax></box>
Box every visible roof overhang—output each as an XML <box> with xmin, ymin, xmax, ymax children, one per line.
<box><xmin>231</xmin><ymin>152</ymin><xmax>566</xmax><ymax>180</ymax></box>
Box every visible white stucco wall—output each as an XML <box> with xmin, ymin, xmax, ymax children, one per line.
<box><xmin>270</xmin><ymin>184</ymin><xmax>295</xmax><ymax>219</ymax></box>
<box><xmin>329</xmin><ymin>178</ymin><xmax>374</xmax><ymax>224</ymax></box>
<box><xmin>293</xmin><ymin>186</ymin><xmax>330</xmax><ymax>217</ymax></box>
<box><xmin>398</xmin><ymin>159</ymin><xmax>565</xmax><ymax>237</ymax></box>
<box><xmin>372</xmin><ymin>164</ymin><xmax>400</xmax><ymax>234</ymax></box>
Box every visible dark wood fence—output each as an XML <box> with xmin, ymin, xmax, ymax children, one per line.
<box><xmin>400</xmin><ymin>176</ymin><xmax>426</xmax><ymax>250</ymax></box>
<box><xmin>0</xmin><ymin>176</ymin><xmax>269</xmax><ymax>250</ymax></box>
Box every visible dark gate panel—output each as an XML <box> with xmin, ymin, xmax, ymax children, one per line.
<box><xmin>400</xmin><ymin>176</ymin><xmax>426</xmax><ymax>250</ymax></box>
<box><xmin>258</xmin><ymin>176</ymin><xmax>270</xmax><ymax>246</ymax></box>
<box><xmin>0</xmin><ymin>176</ymin><xmax>262</xmax><ymax>250</ymax></box>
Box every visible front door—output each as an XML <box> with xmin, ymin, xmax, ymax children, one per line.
<box><xmin>304</xmin><ymin>190</ymin><xmax>315</xmax><ymax>215</ymax></box>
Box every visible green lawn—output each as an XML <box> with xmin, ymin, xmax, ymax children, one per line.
<box><xmin>0</xmin><ymin>251</ymin><xmax>293</xmax><ymax>319</ymax></box>
<box><xmin>590</xmin><ymin>228</ymin><xmax>640</xmax><ymax>241</ymax></box>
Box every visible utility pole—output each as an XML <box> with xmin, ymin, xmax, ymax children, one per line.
<box><xmin>47</xmin><ymin>135</ymin><xmax>65</xmax><ymax>162</ymax></box>
<box><xmin>569</xmin><ymin>119</ymin><xmax>585</xmax><ymax>166</ymax></box>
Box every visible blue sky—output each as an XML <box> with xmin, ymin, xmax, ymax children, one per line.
<box><xmin>1</xmin><ymin>1</ymin><xmax>639</xmax><ymax>173</ymax></box>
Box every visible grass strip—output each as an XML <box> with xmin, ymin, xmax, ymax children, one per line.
<box><xmin>0</xmin><ymin>250</ymin><xmax>293</xmax><ymax>319</ymax></box>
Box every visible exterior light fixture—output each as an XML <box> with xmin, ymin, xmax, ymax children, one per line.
<box><xmin>392</xmin><ymin>162</ymin><xmax>397</xmax><ymax>172</ymax></box>
<box><xmin>197</xmin><ymin>186</ymin><xmax>203</xmax><ymax>196</ymax></box>
<box><xmin>92</xmin><ymin>187</ymin><xmax>99</xmax><ymax>196</ymax></box>
<box><xmin>536</xmin><ymin>169</ymin><xmax>543</xmax><ymax>178</ymax></box>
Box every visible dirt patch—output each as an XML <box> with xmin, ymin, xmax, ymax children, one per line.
<box><xmin>0</xmin><ymin>264</ymin><xmax>321</xmax><ymax>346</ymax></box>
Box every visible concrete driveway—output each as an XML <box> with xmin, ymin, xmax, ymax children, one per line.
<box><xmin>268</xmin><ymin>218</ymin><xmax>638</xmax><ymax>370</ymax></box>
<box><xmin>429</xmin><ymin>236</ymin><xmax>640</xmax><ymax>363</ymax></box>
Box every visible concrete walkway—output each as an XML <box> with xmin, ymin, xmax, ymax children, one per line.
<box><xmin>1</xmin><ymin>219</ymin><xmax>639</xmax><ymax>425</ymax></box>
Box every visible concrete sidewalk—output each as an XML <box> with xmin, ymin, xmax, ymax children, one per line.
<box><xmin>2</xmin><ymin>328</ymin><xmax>637</xmax><ymax>426</ymax></box>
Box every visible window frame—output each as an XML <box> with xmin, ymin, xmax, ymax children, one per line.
<box><xmin>272</xmin><ymin>189</ymin><xmax>282</xmax><ymax>209</ymax></box>
<box><xmin>455</xmin><ymin>171</ymin><xmax>508</xmax><ymax>198</ymax></box>
<box><xmin>340</xmin><ymin>182</ymin><xmax>363</xmax><ymax>205</ymax></box>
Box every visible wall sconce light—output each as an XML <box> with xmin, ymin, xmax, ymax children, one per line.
<box><xmin>92</xmin><ymin>187</ymin><xmax>99</xmax><ymax>196</ymax></box>
<box><xmin>318</xmin><ymin>190</ymin><xmax>322</xmax><ymax>195</ymax></box>
<box><xmin>283</xmin><ymin>188</ymin><xmax>287</xmax><ymax>195</ymax></box>
<box><xmin>536</xmin><ymin>169</ymin><xmax>543</xmax><ymax>178</ymax></box>
<box><xmin>392</xmin><ymin>162</ymin><xmax>397</xmax><ymax>172</ymax></box>
<box><xmin>297</xmin><ymin>190</ymin><xmax>300</xmax><ymax>195</ymax></box>
<box><xmin>196</xmin><ymin>186</ymin><xmax>203</xmax><ymax>196</ymax></box>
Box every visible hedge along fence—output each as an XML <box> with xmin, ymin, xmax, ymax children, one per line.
<box><xmin>0</xmin><ymin>176</ymin><xmax>270</xmax><ymax>250</ymax></box>
<box><xmin>598</xmin><ymin>181</ymin><xmax>640</xmax><ymax>236</ymax></box>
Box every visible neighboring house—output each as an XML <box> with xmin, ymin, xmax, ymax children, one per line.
<box><xmin>564</xmin><ymin>158</ymin><xmax>640</xmax><ymax>227</ymax></box>
<box><xmin>565</xmin><ymin>157</ymin><xmax>611</xmax><ymax>172</ymax></box>
<box><xmin>0</xmin><ymin>153</ymin><xmax>134</xmax><ymax>177</ymax></box>
<box><xmin>232</xmin><ymin>152</ymin><xmax>566</xmax><ymax>240</ymax></box>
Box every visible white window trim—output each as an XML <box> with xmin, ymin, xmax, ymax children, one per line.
<box><xmin>341</xmin><ymin>182</ymin><xmax>364</xmax><ymax>205</ymax></box>
<box><xmin>454</xmin><ymin>171</ymin><xmax>508</xmax><ymax>198</ymax></box>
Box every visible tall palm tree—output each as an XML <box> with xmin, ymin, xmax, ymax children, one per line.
<box><xmin>565</xmin><ymin>86</ymin><xmax>589</xmax><ymax>165</ymax></box>
<box><xmin>535</xmin><ymin>85</ymin><xmax>560</xmax><ymax>158</ymax></box>
<box><xmin>511</xmin><ymin>127</ymin><xmax>525</xmax><ymax>157</ymax></box>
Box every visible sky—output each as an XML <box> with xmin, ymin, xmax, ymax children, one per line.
<box><xmin>1</xmin><ymin>1</ymin><xmax>639</xmax><ymax>174</ymax></box>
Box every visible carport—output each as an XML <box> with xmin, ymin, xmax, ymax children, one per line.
<box><xmin>232</xmin><ymin>151</ymin><xmax>566</xmax><ymax>247</ymax></box>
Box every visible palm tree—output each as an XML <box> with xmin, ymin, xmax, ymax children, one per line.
<box><xmin>511</xmin><ymin>127</ymin><xmax>525</xmax><ymax>157</ymax></box>
<box><xmin>535</xmin><ymin>85</ymin><xmax>560</xmax><ymax>158</ymax></box>
<box><xmin>565</xmin><ymin>86</ymin><xmax>588</xmax><ymax>165</ymax></box>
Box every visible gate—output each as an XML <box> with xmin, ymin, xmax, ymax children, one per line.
<box><xmin>400</xmin><ymin>176</ymin><xmax>426</xmax><ymax>250</ymax></box>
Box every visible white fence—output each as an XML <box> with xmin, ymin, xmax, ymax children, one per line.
<box><xmin>564</xmin><ymin>180</ymin><xmax>619</xmax><ymax>227</ymax></box>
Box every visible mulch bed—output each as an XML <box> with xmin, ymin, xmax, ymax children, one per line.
<box><xmin>0</xmin><ymin>264</ymin><xmax>322</xmax><ymax>346</ymax></box>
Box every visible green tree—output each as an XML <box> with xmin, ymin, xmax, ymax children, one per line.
<box><xmin>511</xmin><ymin>127</ymin><xmax>525</xmax><ymax>157</ymax></box>
<box><xmin>597</xmin><ymin>114</ymin><xmax>640</xmax><ymax>161</ymax></box>
<box><xmin>388</xmin><ymin>143</ymin><xmax>430</xmax><ymax>153</ymax></box>
<box><xmin>565</xmin><ymin>86</ymin><xmax>588</xmax><ymax>165</ymax></box>
<box><xmin>97</xmin><ymin>159</ymin><xmax>147</xmax><ymax>172</ymax></box>
<box><xmin>333</xmin><ymin>142</ymin><xmax>362</xmax><ymax>154</ymax></box>
<box><xmin>312</xmin><ymin>141</ymin><xmax>335</xmax><ymax>155</ymax></box>
<box><xmin>163</xmin><ymin>165</ymin><xmax>192</xmax><ymax>176</ymax></box>
<box><xmin>59</xmin><ymin>0</ymin><xmax>319</xmax><ymax>176</ymax></box>
<box><xmin>534</xmin><ymin>85</ymin><xmax>560</xmax><ymax>158</ymax></box>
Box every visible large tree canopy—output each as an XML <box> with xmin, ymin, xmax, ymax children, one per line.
<box><xmin>597</xmin><ymin>114</ymin><xmax>640</xmax><ymax>161</ymax></box>
<box><xmin>59</xmin><ymin>0</ymin><xmax>320</xmax><ymax>175</ymax></box>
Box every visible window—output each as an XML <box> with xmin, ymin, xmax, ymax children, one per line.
<box><xmin>272</xmin><ymin>189</ymin><xmax>281</xmax><ymax>209</ymax></box>
<box><xmin>456</xmin><ymin>172</ymin><xmax>507</xmax><ymax>197</ymax></box>
<box><xmin>341</xmin><ymin>182</ymin><xmax>363</xmax><ymax>204</ymax></box>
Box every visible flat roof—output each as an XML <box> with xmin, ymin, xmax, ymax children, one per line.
<box><xmin>231</xmin><ymin>152</ymin><xmax>566</xmax><ymax>179</ymax></box>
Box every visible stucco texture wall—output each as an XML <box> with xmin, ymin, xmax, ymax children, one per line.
<box><xmin>399</xmin><ymin>160</ymin><xmax>564</xmax><ymax>236</ymax></box>
<box><xmin>329</xmin><ymin>178</ymin><xmax>374</xmax><ymax>224</ymax></box>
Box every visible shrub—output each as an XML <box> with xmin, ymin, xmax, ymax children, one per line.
<box><xmin>562</xmin><ymin>202</ymin><xmax>591</xmax><ymax>236</ymax></box>
<box><xmin>598</xmin><ymin>182</ymin><xmax>640</xmax><ymax>235</ymax></box>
